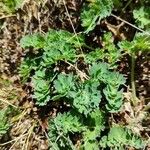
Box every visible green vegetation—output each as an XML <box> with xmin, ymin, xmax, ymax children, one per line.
<box><xmin>9</xmin><ymin>0</ymin><xmax>150</xmax><ymax>149</ymax></box>
<box><xmin>0</xmin><ymin>108</ymin><xmax>9</xmax><ymax>138</ymax></box>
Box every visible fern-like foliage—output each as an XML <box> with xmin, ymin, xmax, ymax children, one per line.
<box><xmin>0</xmin><ymin>108</ymin><xmax>9</xmax><ymax>138</ymax></box>
<box><xmin>85</xmin><ymin>33</ymin><xmax>122</xmax><ymax>68</ymax></box>
<box><xmin>133</xmin><ymin>6</ymin><xmax>150</xmax><ymax>29</ymax></box>
<box><xmin>71</xmin><ymin>81</ymin><xmax>101</xmax><ymax>116</ymax></box>
<box><xmin>82</xmin><ymin>110</ymin><xmax>105</xmax><ymax>150</ymax></box>
<box><xmin>81</xmin><ymin>0</ymin><xmax>113</xmax><ymax>33</ymax></box>
<box><xmin>32</xmin><ymin>70</ymin><xmax>51</xmax><ymax>106</ymax></box>
<box><xmin>20</xmin><ymin>33</ymin><xmax>45</xmax><ymax>49</ymax></box>
<box><xmin>48</xmin><ymin>112</ymin><xmax>85</xmax><ymax>149</ymax></box>
<box><xmin>53</xmin><ymin>74</ymin><xmax>76</xmax><ymax>100</ymax></box>
<box><xmin>19</xmin><ymin>58</ymin><xmax>37</xmax><ymax>83</ymax></box>
<box><xmin>100</xmin><ymin>126</ymin><xmax>145</xmax><ymax>149</ymax></box>
<box><xmin>48</xmin><ymin>110</ymin><xmax>105</xmax><ymax>150</ymax></box>
<box><xmin>89</xmin><ymin>63</ymin><xmax>125</xmax><ymax>112</ymax></box>
<box><xmin>119</xmin><ymin>32</ymin><xmax>150</xmax><ymax>55</ymax></box>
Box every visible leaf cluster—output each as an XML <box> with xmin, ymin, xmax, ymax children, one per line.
<box><xmin>19</xmin><ymin>28</ymin><xmax>128</xmax><ymax>149</ymax></box>
<box><xmin>100</xmin><ymin>126</ymin><xmax>145</xmax><ymax>149</ymax></box>
<box><xmin>0</xmin><ymin>108</ymin><xmax>9</xmax><ymax>138</ymax></box>
<box><xmin>81</xmin><ymin>0</ymin><xmax>113</xmax><ymax>33</ymax></box>
<box><xmin>18</xmin><ymin>0</ymin><xmax>149</xmax><ymax>148</ymax></box>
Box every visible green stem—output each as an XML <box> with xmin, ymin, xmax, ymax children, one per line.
<box><xmin>131</xmin><ymin>54</ymin><xmax>137</xmax><ymax>105</ymax></box>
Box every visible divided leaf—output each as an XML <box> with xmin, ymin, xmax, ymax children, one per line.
<box><xmin>119</xmin><ymin>32</ymin><xmax>150</xmax><ymax>54</ymax></box>
<box><xmin>0</xmin><ymin>108</ymin><xmax>9</xmax><ymax>137</ymax></box>
<box><xmin>53</xmin><ymin>74</ymin><xmax>76</xmax><ymax>99</ymax></box>
<box><xmin>48</xmin><ymin>112</ymin><xmax>85</xmax><ymax>149</ymax></box>
<box><xmin>133</xmin><ymin>7</ymin><xmax>150</xmax><ymax>29</ymax></box>
<box><xmin>32</xmin><ymin>70</ymin><xmax>50</xmax><ymax>106</ymax></box>
<box><xmin>100</xmin><ymin>126</ymin><xmax>145</xmax><ymax>149</ymax></box>
<box><xmin>72</xmin><ymin>81</ymin><xmax>101</xmax><ymax>116</ymax></box>
<box><xmin>81</xmin><ymin>0</ymin><xmax>113</xmax><ymax>33</ymax></box>
<box><xmin>20</xmin><ymin>33</ymin><xmax>45</xmax><ymax>49</ymax></box>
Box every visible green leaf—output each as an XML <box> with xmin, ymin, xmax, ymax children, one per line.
<box><xmin>118</xmin><ymin>32</ymin><xmax>150</xmax><ymax>54</ymax></box>
<box><xmin>81</xmin><ymin>0</ymin><xmax>113</xmax><ymax>33</ymax></box>
<box><xmin>53</xmin><ymin>74</ymin><xmax>76</xmax><ymax>99</ymax></box>
<box><xmin>20</xmin><ymin>33</ymin><xmax>45</xmax><ymax>49</ymax></box>
<box><xmin>48</xmin><ymin>112</ymin><xmax>85</xmax><ymax>149</ymax></box>
<box><xmin>81</xmin><ymin>110</ymin><xmax>104</xmax><ymax>149</ymax></box>
<box><xmin>100</xmin><ymin>126</ymin><xmax>145</xmax><ymax>149</ymax></box>
<box><xmin>19</xmin><ymin>58</ymin><xmax>37</xmax><ymax>83</ymax></box>
<box><xmin>0</xmin><ymin>108</ymin><xmax>9</xmax><ymax>137</ymax></box>
<box><xmin>103</xmin><ymin>72</ymin><xmax>125</xmax><ymax>112</ymax></box>
<box><xmin>133</xmin><ymin>7</ymin><xmax>150</xmax><ymax>29</ymax></box>
<box><xmin>32</xmin><ymin>70</ymin><xmax>50</xmax><ymax>106</ymax></box>
<box><xmin>89</xmin><ymin>63</ymin><xmax>109</xmax><ymax>82</ymax></box>
<box><xmin>85</xmin><ymin>48</ymin><xmax>105</xmax><ymax>63</ymax></box>
<box><xmin>72</xmin><ymin>81</ymin><xmax>101</xmax><ymax>115</ymax></box>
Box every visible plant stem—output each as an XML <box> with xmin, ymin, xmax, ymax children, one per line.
<box><xmin>131</xmin><ymin>54</ymin><xmax>137</xmax><ymax>105</ymax></box>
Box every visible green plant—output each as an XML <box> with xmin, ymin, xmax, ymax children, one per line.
<box><xmin>133</xmin><ymin>6</ymin><xmax>150</xmax><ymax>29</ymax></box>
<box><xmin>85</xmin><ymin>33</ymin><xmax>122</xmax><ymax>68</ymax></box>
<box><xmin>81</xmin><ymin>0</ymin><xmax>113</xmax><ymax>33</ymax></box>
<box><xmin>19</xmin><ymin>1</ymin><xmax>149</xmax><ymax>148</ymax></box>
<box><xmin>48</xmin><ymin>110</ymin><xmax>105</xmax><ymax>150</ymax></box>
<box><xmin>0</xmin><ymin>108</ymin><xmax>9</xmax><ymax>138</ymax></box>
<box><xmin>118</xmin><ymin>32</ymin><xmax>150</xmax><ymax>105</ymax></box>
<box><xmin>100</xmin><ymin>125</ymin><xmax>145</xmax><ymax>149</ymax></box>
<box><xmin>20</xmin><ymin>28</ymin><xmax>127</xmax><ymax>149</ymax></box>
<box><xmin>0</xmin><ymin>0</ymin><xmax>24</xmax><ymax>14</ymax></box>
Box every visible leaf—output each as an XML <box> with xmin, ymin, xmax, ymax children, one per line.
<box><xmin>32</xmin><ymin>70</ymin><xmax>50</xmax><ymax>106</ymax></box>
<box><xmin>89</xmin><ymin>63</ymin><xmax>109</xmax><ymax>82</ymax></box>
<box><xmin>100</xmin><ymin>126</ymin><xmax>145</xmax><ymax>149</ymax></box>
<box><xmin>72</xmin><ymin>81</ymin><xmax>101</xmax><ymax>115</ymax></box>
<box><xmin>103</xmin><ymin>72</ymin><xmax>125</xmax><ymax>112</ymax></box>
<box><xmin>133</xmin><ymin>7</ymin><xmax>150</xmax><ymax>29</ymax></box>
<box><xmin>81</xmin><ymin>110</ymin><xmax>104</xmax><ymax>149</ymax></box>
<box><xmin>20</xmin><ymin>33</ymin><xmax>45</xmax><ymax>49</ymax></box>
<box><xmin>41</xmin><ymin>29</ymin><xmax>83</xmax><ymax>66</ymax></box>
<box><xmin>19</xmin><ymin>58</ymin><xmax>36</xmax><ymax>83</ymax></box>
<box><xmin>48</xmin><ymin>112</ymin><xmax>85</xmax><ymax>149</ymax></box>
<box><xmin>53</xmin><ymin>74</ymin><xmax>76</xmax><ymax>99</ymax></box>
<box><xmin>81</xmin><ymin>0</ymin><xmax>113</xmax><ymax>33</ymax></box>
<box><xmin>85</xmin><ymin>48</ymin><xmax>105</xmax><ymax>63</ymax></box>
<box><xmin>118</xmin><ymin>32</ymin><xmax>150</xmax><ymax>54</ymax></box>
<box><xmin>0</xmin><ymin>108</ymin><xmax>9</xmax><ymax>137</ymax></box>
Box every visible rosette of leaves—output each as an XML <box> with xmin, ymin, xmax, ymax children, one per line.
<box><xmin>81</xmin><ymin>110</ymin><xmax>105</xmax><ymax>150</ymax></box>
<box><xmin>53</xmin><ymin>73</ymin><xmax>76</xmax><ymax>100</ymax></box>
<box><xmin>89</xmin><ymin>63</ymin><xmax>126</xmax><ymax>112</ymax></box>
<box><xmin>32</xmin><ymin>70</ymin><xmax>50</xmax><ymax>106</ymax></box>
<box><xmin>48</xmin><ymin>112</ymin><xmax>85</xmax><ymax>150</ymax></box>
<box><xmin>103</xmin><ymin>72</ymin><xmax>125</xmax><ymax>112</ymax></box>
<box><xmin>100</xmin><ymin>126</ymin><xmax>145</xmax><ymax>149</ymax></box>
<box><xmin>20</xmin><ymin>30</ymin><xmax>85</xmax><ymax>106</ymax></box>
<box><xmin>71</xmin><ymin>80</ymin><xmax>101</xmax><ymax>116</ymax></box>
<box><xmin>81</xmin><ymin>0</ymin><xmax>113</xmax><ymax>33</ymax></box>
